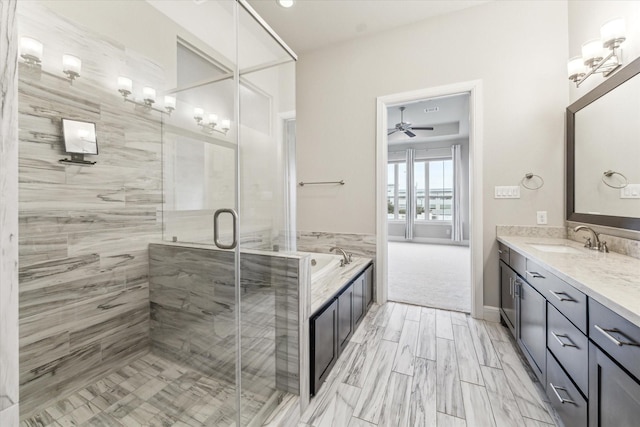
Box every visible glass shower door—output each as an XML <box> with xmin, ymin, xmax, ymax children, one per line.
<box><xmin>237</xmin><ymin>2</ymin><xmax>297</xmax><ymax>425</ymax></box>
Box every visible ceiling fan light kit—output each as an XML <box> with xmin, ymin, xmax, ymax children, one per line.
<box><xmin>388</xmin><ymin>106</ymin><xmax>434</xmax><ymax>138</ymax></box>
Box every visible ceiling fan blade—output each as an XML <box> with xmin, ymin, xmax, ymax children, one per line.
<box><xmin>411</xmin><ymin>126</ymin><xmax>434</xmax><ymax>131</ymax></box>
<box><xmin>388</xmin><ymin>129</ymin><xmax>399</xmax><ymax>136</ymax></box>
<box><xmin>404</xmin><ymin>130</ymin><xmax>416</xmax><ymax>137</ymax></box>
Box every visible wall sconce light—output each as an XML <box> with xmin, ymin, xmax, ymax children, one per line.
<box><xmin>142</xmin><ymin>87</ymin><xmax>156</xmax><ymax>107</ymax></box>
<box><xmin>194</xmin><ymin>107</ymin><xmax>204</xmax><ymax>122</ymax></box>
<box><xmin>116</xmin><ymin>78</ymin><xmax>171</xmax><ymax>115</ymax></box>
<box><xmin>62</xmin><ymin>54</ymin><xmax>81</xmax><ymax>82</ymax></box>
<box><xmin>193</xmin><ymin>108</ymin><xmax>229</xmax><ymax>135</ymax></box>
<box><xmin>164</xmin><ymin>96</ymin><xmax>176</xmax><ymax>114</ymax></box>
<box><xmin>20</xmin><ymin>37</ymin><xmax>43</xmax><ymax>66</ymax></box>
<box><xmin>569</xmin><ymin>18</ymin><xmax>626</xmax><ymax>87</ymax></box>
<box><xmin>118</xmin><ymin>76</ymin><xmax>133</xmax><ymax>98</ymax></box>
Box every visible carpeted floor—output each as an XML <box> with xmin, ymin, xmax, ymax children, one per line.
<box><xmin>388</xmin><ymin>241</ymin><xmax>471</xmax><ymax>313</ymax></box>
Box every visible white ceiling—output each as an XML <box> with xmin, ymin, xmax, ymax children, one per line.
<box><xmin>246</xmin><ymin>0</ymin><xmax>489</xmax><ymax>54</ymax></box>
<box><xmin>387</xmin><ymin>93</ymin><xmax>470</xmax><ymax>145</ymax></box>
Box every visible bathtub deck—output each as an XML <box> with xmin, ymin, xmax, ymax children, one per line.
<box><xmin>310</xmin><ymin>257</ymin><xmax>372</xmax><ymax>314</ymax></box>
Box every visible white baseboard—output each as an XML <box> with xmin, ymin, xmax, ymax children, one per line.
<box><xmin>483</xmin><ymin>305</ymin><xmax>500</xmax><ymax>323</ymax></box>
<box><xmin>388</xmin><ymin>236</ymin><xmax>470</xmax><ymax>246</ymax></box>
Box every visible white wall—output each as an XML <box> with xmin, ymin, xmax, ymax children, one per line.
<box><xmin>296</xmin><ymin>1</ymin><xmax>569</xmax><ymax>307</ymax></box>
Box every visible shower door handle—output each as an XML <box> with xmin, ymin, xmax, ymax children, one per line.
<box><xmin>213</xmin><ymin>208</ymin><xmax>238</xmax><ymax>250</ymax></box>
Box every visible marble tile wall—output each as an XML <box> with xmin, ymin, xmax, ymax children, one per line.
<box><xmin>566</xmin><ymin>222</ymin><xmax>640</xmax><ymax>260</ymax></box>
<box><xmin>1</xmin><ymin>0</ymin><xmax>20</xmax><ymax>425</ymax></box>
<box><xmin>495</xmin><ymin>225</ymin><xmax>567</xmax><ymax>239</ymax></box>
<box><xmin>297</xmin><ymin>231</ymin><xmax>377</xmax><ymax>258</ymax></box>
<box><xmin>17</xmin><ymin>3</ymin><xmax>164</xmax><ymax>417</ymax></box>
<box><xmin>148</xmin><ymin>243</ymin><xmax>303</xmax><ymax>399</ymax></box>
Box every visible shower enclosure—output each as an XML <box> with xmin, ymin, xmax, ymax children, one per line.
<box><xmin>17</xmin><ymin>1</ymin><xmax>297</xmax><ymax>425</ymax></box>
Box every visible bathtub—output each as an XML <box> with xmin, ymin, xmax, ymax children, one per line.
<box><xmin>306</xmin><ymin>252</ymin><xmax>343</xmax><ymax>280</ymax></box>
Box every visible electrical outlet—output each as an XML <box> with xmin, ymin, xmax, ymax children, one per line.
<box><xmin>537</xmin><ymin>211</ymin><xmax>548</xmax><ymax>225</ymax></box>
<box><xmin>494</xmin><ymin>186</ymin><xmax>521</xmax><ymax>199</ymax></box>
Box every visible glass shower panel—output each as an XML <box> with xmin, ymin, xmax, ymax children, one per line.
<box><xmin>237</xmin><ymin>3</ymin><xmax>297</xmax><ymax>426</ymax></box>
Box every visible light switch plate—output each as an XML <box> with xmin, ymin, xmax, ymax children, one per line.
<box><xmin>621</xmin><ymin>184</ymin><xmax>640</xmax><ymax>199</ymax></box>
<box><xmin>537</xmin><ymin>211</ymin><xmax>548</xmax><ymax>225</ymax></box>
<box><xmin>494</xmin><ymin>186</ymin><xmax>521</xmax><ymax>199</ymax></box>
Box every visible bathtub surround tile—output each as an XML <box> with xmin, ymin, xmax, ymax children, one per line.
<box><xmin>0</xmin><ymin>0</ymin><xmax>19</xmax><ymax>418</ymax></box>
<box><xmin>297</xmin><ymin>231</ymin><xmax>376</xmax><ymax>259</ymax></box>
<box><xmin>310</xmin><ymin>257</ymin><xmax>373</xmax><ymax>314</ymax></box>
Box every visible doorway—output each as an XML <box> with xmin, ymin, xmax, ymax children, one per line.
<box><xmin>375</xmin><ymin>81</ymin><xmax>484</xmax><ymax>318</ymax></box>
<box><xmin>386</xmin><ymin>95</ymin><xmax>471</xmax><ymax>312</ymax></box>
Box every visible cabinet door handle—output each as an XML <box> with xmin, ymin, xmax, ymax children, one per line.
<box><xmin>594</xmin><ymin>325</ymin><xmax>640</xmax><ymax>347</ymax></box>
<box><xmin>498</xmin><ymin>249</ymin><xmax>503</xmax><ymax>254</ymax></box>
<box><xmin>549</xmin><ymin>383</ymin><xmax>576</xmax><ymax>405</ymax></box>
<box><xmin>550</xmin><ymin>290</ymin><xmax>574</xmax><ymax>302</ymax></box>
<box><xmin>509</xmin><ymin>277</ymin><xmax>513</xmax><ymax>296</ymax></box>
<box><xmin>551</xmin><ymin>331</ymin><xmax>577</xmax><ymax>348</ymax></box>
<box><xmin>526</xmin><ymin>270</ymin><xmax>545</xmax><ymax>279</ymax></box>
<box><xmin>514</xmin><ymin>280</ymin><xmax>521</xmax><ymax>297</ymax></box>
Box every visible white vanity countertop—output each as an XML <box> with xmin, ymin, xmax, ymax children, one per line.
<box><xmin>497</xmin><ymin>236</ymin><xmax>640</xmax><ymax>327</ymax></box>
<box><xmin>311</xmin><ymin>257</ymin><xmax>372</xmax><ymax>314</ymax></box>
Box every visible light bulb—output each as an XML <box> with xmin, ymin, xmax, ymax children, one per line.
<box><xmin>117</xmin><ymin>76</ymin><xmax>133</xmax><ymax>97</ymax></box>
<box><xmin>20</xmin><ymin>37</ymin><xmax>43</xmax><ymax>65</ymax></box>
<box><xmin>582</xmin><ymin>39</ymin><xmax>604</xmax><ymax>68</ymax></box>
<box><xmin>194</xmin><ymin>107</ymin><xmax>204</xmax><ymax>121</ymax></box>
<box><xmin>143</xmin><ymin>87</ymin><xmax>156</xmax><ymax>105</ymax></box>
<box><xmin>567</xmin><ymin>56</ymin><xmax>586</xmax><ymax>82</ymax></box>
<box><xmin>601</xmin><ymin>18</ymin><xmax>626</xmax><ymax>49</ymax></box>
<box><xmin>62</xmin><ymin>54</ymin><xmax>81</xmax><ymax>80</ymax></box>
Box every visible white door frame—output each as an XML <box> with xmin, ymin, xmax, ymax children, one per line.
<box><xmin>375</xmin><ymin>80</ymin><xmax>484</xmax><ymax>318</ymax></box>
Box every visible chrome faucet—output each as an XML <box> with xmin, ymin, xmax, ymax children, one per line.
<box><xmin>574</xmin><ymin>225</ymin><xmax>609</xmax><ymax>252</ymax></box>
<box><xmin>330</xmin><ymin>246</ymin><xmax>351</xmax><ymax>266</ymax></box>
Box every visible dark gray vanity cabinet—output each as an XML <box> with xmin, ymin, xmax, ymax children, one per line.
<box><xmin>310</xmin><ymin>299</ymin><xmax>338</xmax><ymax>395</ymax></box>
<box><xmin>588</xmin><ymin>298</ymin><xmax>640</xmax><ymax>426</ymax></box>
<box><xmin>517</xmin><ymin>278</ymin><xmax>546</xmax><ymax>382</ymax></box>
<box><xmin>499</xmin><ymin>259</ymin><xmax>517</xmax><ymax>335</ymax></box>
<box><xmin>337</xmin><ymin>286</ymin><xmax>354</xmax><ymax>352</ymax></box>
<box><xmin>588</xmin><ymin>343</ymin><xmax>640</xmax><ymax>427</ymax></box>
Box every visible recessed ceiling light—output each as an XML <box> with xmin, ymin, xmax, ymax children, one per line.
<box><xmin>277</xmin><ymin>0</ymin><xmax>295</xmax><ymax>8</ymax></box>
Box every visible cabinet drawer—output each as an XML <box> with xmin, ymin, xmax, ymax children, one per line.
<box><xmin>589</xmin><ymin>298</ymin><xmax>640</xmax><ymax>380</ymax></box>
<box><xmin>498</xmin><ymin>242</ymin><xmax>510</xmax><ymax>264</ymax></box>
<box><xmin>547</xmin><ymin>303</ymin><xmax>588</xmax><ymax>395</ymax></box>
<box><xmin>510</xmin><ymin>249</ymin><xmax>526</xmax><ymax>278</ymax></box>
<box><xmin>526</xmin><ymin>258</ymin><xmax>587</xmax><ymax>334</ymax></box>
<box><xmin>546</xmin><ymin>350</ymin><xmax>587</xmax><ymax>427</ymax></box>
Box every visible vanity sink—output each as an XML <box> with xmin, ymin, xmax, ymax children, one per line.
<box><xmin>529</xmin><ymin>243</ymin><xmax>584</xmax><ymax>254</ymax></box>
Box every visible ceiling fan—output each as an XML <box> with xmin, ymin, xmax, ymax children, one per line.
<box><xmin>388</xmin><ymin>106</ymin><xmax>434</xmax><ymax>137</ymax></box>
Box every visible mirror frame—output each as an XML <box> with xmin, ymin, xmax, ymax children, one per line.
<box><xmin>567</xmin><ymin>56</ymin><xmax>640</xmax><ymax>231</ymax></box>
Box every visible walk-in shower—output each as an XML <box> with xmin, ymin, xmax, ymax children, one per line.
<box><xmin>17</xmin><ymin>1</ymin><xmax>297</xmax><ymax>425</ymax></box>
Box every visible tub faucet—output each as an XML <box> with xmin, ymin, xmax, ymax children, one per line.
<box><xmin>330</xmin><ymin>247</ymin><xmax>350</xmax><ymax>266</ymax></box>
<box><xmin>574</xmin><ymin>225</ymin><xmax>608</xmax><ymax>252</ymax></box>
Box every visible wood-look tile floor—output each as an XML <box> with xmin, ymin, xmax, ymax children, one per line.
<box><xmin>300</xmin><ymin>302</ymin><xmax>560</xmax><ymax>427</ymax></box>
<box><xmin>20</xmin><ymin>352</ymin><xmax>268</xmax><ymax>427</ymax></box>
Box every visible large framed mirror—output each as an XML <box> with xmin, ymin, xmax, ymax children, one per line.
<box><xmin>567</xmin><ymin>56</ymin><xmax>640</xmax><ymax>231</ymax></box>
